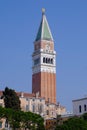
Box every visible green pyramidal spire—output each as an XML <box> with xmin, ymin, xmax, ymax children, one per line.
<box><xmin>35</xmin><ymin>8</ymin><xmax>53</xmax><ymax>42</ymax></box>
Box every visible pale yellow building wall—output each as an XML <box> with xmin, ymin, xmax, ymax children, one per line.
<box><xmin>0</xmin><ymin>99</ymin><xmax>4</xmax><ymax>107</ymax></box>
<box><xmin>0</xmin><ymin>94</ymin><xmax>66</xmax><ymax>129</ymax></box>
<box><xmin>20</xmin><ymin>96</ymin><xmax>45</xmax><ymax>115</ymax></box>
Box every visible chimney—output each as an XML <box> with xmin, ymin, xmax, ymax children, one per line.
<box><xmin>21</xmin><ymin>92</ymin><xmax>24</xmax><ymax>98</ymax></box>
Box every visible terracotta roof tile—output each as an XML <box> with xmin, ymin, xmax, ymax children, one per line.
<box><xmin>17</xmin><ymin>92</ymin><xmax>35</xmax><ymax>98</ymax></box>
<box><xmin>0</xmin><ymin>91</ymin><xmax>3</xmax><ymax>96</ymax></box>
<box><xmin>0</xmin><ymin>90</ymin><xmax>44</xmax><ymax>99</ymax></box>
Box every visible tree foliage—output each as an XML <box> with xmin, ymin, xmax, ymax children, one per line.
<box><xmin>55</xmin><ymin>116</ymin><xmax>87</xmax><ymax>130</ymax></box>
<box><xmin>2</xmin><ymin>87</ymin><xmax>21</xmax><ymax>111</ymax></box>
<box><xmin>0</xmin><ymin>106</ymin><xmax>45</xmax><ymax>130</ymax></box>
<box><xmin>0</xmin><ymin>87</ymin><xmax>45</xmax><ymax>129</ymax></box>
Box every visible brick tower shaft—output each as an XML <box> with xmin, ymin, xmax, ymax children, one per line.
<box><xmin>32</xmin><ymin>9</ymin><xmax>56</xmax><ymax>104</ymax></box>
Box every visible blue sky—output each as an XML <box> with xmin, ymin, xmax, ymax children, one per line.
<box><xmin>0</xmin><ymin>0</ymin><xmax>87</xmax><ymax>111</ymax></box>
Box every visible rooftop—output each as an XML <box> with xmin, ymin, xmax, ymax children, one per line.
<box><xmin>35</xmin><ymin>8</ymin><xmax>53</xmax><ymax>42</ymax></box>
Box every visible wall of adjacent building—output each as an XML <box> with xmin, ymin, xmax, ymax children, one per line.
<box><xmin>0</xmin><ymin>92</ymin><xmax>66</xmax><ymax>129</ymax></box>
<box><xmin>20</xmin><ymin>96</ymin><xmax>45</xmax><ymax>115</ymax></box>
<box><xmin>73</xmin><ymin>98</ymin><xmax>87</xmax><ymax>116</ymax></box>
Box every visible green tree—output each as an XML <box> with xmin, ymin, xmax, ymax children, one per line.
<box><xmin>1</xmin><ymin>87</ymin><xmax>45</xmax><ymax>130</ymax></box>
<box><xmin>2</xmin><ymin>87</ymin><xmax>21</xmax><ymax>111</ymax></box>
<box><xmin>0</xmin><ymin>106</ymin><xmax>21</xmax><ymax>130</ymax></box>
<box><xmin>82</xmin><ymin>113</ymin><xmax>87</xmax><ymax>120</ymax></box>
<box><xmin>0</xmin><ymin>106</ymin><xmax>5</xmax><ymax>119</ymax></box>
<box><xmin>56</xmin><ymin>115</ymin><xmax>62</xmax><ymax>125</ymax></box>
<box><xmin>55</xmin><ymin>116</ymin><xmax>87</xmax><ymax>130</ymax></box>
<box><xmin>0</xmin><ymin>106</ymin><xmax>45</xmax><ymax>130</ymax></box>
<box><xmin>20</xmin><ymin>111</ymin><xmax>45</xmax><ymax>130</ymax></box>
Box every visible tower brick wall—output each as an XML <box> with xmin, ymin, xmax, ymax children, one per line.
<box><xmin>32</xmin><ymin>72</ymin><xmax>56</xmax><ymax>104</ymax></box>
<box><xmin>32</xmin><ymin>10</ymin><xmax>56</xmax><ymax>104</ymax></box>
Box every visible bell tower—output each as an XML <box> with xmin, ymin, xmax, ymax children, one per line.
<box><xmin>32</xmin><ymin>9</ymin><xmax>56</xmax><ymax>104</ymax></box>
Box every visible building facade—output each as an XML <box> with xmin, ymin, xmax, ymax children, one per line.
<box><xmin>32</xmin><ymin>9</ymin><xmax>56</xmax><ymax>104</ymax></box>
<box><xmin>72</xmin><ymin>97</ymin><xmax>87</xmax><ymax>116</ymax></box>
<box><xmin>0</xmin><ymin>91</ymin><xmax>66</xmax><ymax>129</ymax></box>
